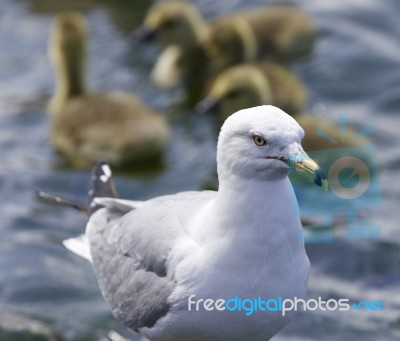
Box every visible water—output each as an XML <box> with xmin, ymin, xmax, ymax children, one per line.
<box><xmin>0</xmin><ymin>0</ymin><xmax>399</xmax><ymax>340</ymax></box>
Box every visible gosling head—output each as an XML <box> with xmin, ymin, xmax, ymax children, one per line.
<box><xmin>50</xmin><ymin>12</ymin><xmax>87</xmax><ymax>66</ymax></box>
<box><xmin>133</xmin><ymin>0</ymin><xmax>206</xmax><ymax>49</ymax></box>
<box><xmin>197</xmin><ymin>65</ymin><xmax>272</xmax><ymax>118</ymax></box>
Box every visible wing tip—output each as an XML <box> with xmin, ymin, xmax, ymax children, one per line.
<box><xmin>63</xmin><ymin>235</ymin><xmax>92</xmax><ymax>262</ymax></box>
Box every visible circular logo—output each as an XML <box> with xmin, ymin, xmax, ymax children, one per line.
<box><xmin>328</xmin><ymin>156</ymin><xmax>370</xmax><ymax>200</ymax></box>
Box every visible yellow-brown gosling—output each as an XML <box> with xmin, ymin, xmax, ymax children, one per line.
<box><xmin>134</xmin><ymin>1</ymin><xmax>315</xmax><ymax>86</ymax></box>
<box><xmin>197</xmin><ymin>63</ymin><xmax>369</xmax><ymax>152</ymax></box>
<box><xmin>198</xmin><ymin>62</ymin><xmax>307</xmax><ymax>118</ymax></box>
<box><xmin>48</xmin><ymin>12</ymin><xmax>169</xmax><ymax>168</ymax></box>
<box><xmin>204</xmin><ymin>5</ymin><xmax>315</xmax><ymax>72</ymax></box>
<box><xmin>134</xmin><ymin>0</ymin><xmax>209</xmax><ymax>90</ymax></box>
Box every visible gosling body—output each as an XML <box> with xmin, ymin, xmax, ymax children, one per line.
<box><xmin>205</xmin><ymin>5</ymin><xmax>315</xmax><ymax>72</ymax></box>
<box><xmin>49</xmin><ymin>12</ymin><xmax>169</xmax><ymax>168</ymax></box>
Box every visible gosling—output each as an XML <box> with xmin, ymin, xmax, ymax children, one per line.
<box><xmin>134</xmin><ymin>0</ymin><xmax>209</xmax><ymax>91</ymax></box>
<box><xmin>198</xmin><ymin>63</ymin><xmax>369</xmax><ymax>151</ymax></box>
<box><xmin>48</xmin><ymin>12</ymin><xmax>169</xmax><ymax>168</ymax></box>
<box><xmin>205</xmin><ymin>5</ymin><xmax>315</xmax><ymax>72</ymax></box>
<box><xmin>198</xmin><ymin>62</ymin><xmax>307</xmax><ymax>118</ymax></box>
<box><xmin>134</xmin><ymin>0</ymin><xmax>315</xmax><ymax>87</ymax></box>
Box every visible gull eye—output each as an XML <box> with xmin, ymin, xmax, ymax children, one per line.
<box><xmin>253</xmin><ymin>134</ymin><xmax>267</xmax><ymax>146</ymax></box>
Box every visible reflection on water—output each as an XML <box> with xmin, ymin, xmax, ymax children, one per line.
<box><xmin>0</xmin><ymin>0</ymin><xmax>399</xmax><ymax>340</ymax></box>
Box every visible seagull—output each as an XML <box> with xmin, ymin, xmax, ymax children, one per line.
<box><xmin>39</xmin><ymin>105</ymin><xmax>327</xmax><ymax>341</ymax></box>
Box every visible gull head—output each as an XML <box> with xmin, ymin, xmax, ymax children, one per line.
<box><xmin>217</xmin><ymin>105</ymin><xmax>328</xmax><ymax>190</ymax></box>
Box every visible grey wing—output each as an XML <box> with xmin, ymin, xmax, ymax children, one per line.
<box><xmin>87</xmin><ymin>191</ymin><xmax>216</xmax><ymax>331</ymax></box>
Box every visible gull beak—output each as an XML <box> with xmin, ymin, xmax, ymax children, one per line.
<box><xmin>132</xmin><ymin>26</ymin><xmax>157</xmax><ymax>43</ymax></box>
<box><xmin>196</xmin><ymin>96</ymin><xmax>220</xmax><ymax>114</ymax></box>
<box><xmin>287</xmin><ymin>150</ymin><xmax>328</xmax><ymax>191</ymax></box>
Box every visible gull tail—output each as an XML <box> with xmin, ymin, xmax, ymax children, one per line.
<box><xmin>69</xmin><ymin>160</ymin><xmax>117</xmax><ymax>261</ymax></box>
<box><xmin>38</xmin><ymin>161</ymin><xmax>118</xmax><ymax>262</ymax></box>
<box><xmin>36</xmin><ymin>161</ymin><xmax>118</xmax><ymax>215</ymax></box>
